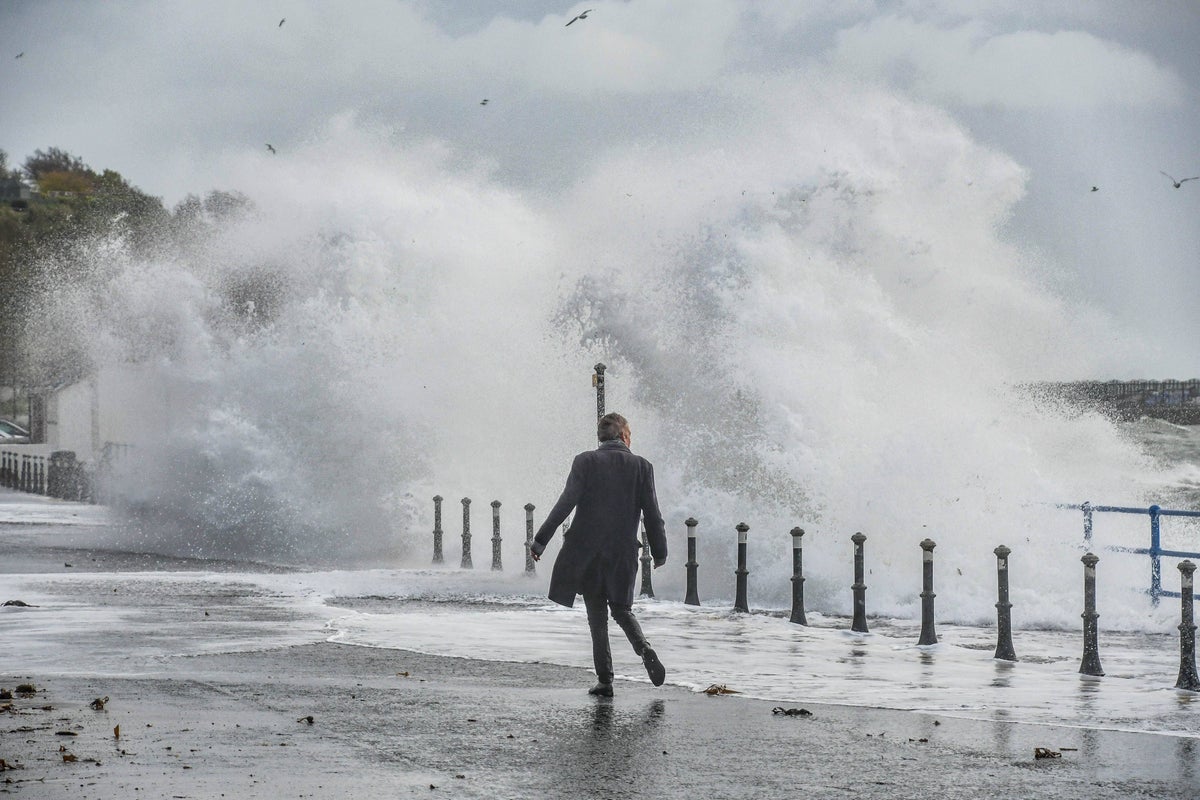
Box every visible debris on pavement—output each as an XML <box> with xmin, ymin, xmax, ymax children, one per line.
<box><xmin>772</xmin><ymin>706</ymin><xmax>813</xmax><ymax>717</ymax></box>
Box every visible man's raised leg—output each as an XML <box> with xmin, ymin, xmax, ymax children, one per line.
<box><xmin>610</xmin><ymin>603</ymin><xmax>665</xmax><ymax>686</ymax></box>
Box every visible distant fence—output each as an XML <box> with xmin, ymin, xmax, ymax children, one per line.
<box><xmin>1034</xmin><ymin>379</ymin><xmax>1200</xmax><ymax>423</ymax></box>
<box><xmin>0</xmin><ymin>447</ymin><xmax>93</xmax><ymax>501</ymax></box>
<box><xmin>1060</xmin><ymin>501</ymin><xmax>1200</xmax><ymax>604</ymax></box>
<box><xmin>0</xmin><ymin>442</ymin><xmax>133</xmax><ymax>503</ymax></box>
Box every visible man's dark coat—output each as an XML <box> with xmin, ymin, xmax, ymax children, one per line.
<box><xmin>532</xmin><ymin>439</ymin><xmax>667</xmax><ymax>608</ymax></box>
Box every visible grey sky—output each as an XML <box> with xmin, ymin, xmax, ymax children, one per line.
<box><xmin>1</xmin><ymin>0</ymin><xmax>1197</xmax><ymax>376</ymax></box>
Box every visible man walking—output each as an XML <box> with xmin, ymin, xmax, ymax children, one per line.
<box><xmin>530</xmin><ymin>412</ymin><xmax>668</xmax><ymax>696</ymax></box>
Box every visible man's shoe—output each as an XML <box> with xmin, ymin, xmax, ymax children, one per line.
<box><xmin>642</xmin><ymin>647</ymin><xmax>666</xmax><ymax>686</ymax></box>
<box><xmin>588</xmin><ymin>681</ymin><xmax>614</xmax><ymax>697</ymax></box>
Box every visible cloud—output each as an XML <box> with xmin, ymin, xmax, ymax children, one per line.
<box><xmin>830</xmin><ymin>15</ymin><xmax>1187</xmax><ymax>109</ymax></box>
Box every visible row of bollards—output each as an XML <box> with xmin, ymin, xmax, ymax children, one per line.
<box><xmin>428</xmin><ymin>497</ymin><xmax>1200</xmax><ymax>691</ymax></box>
<box><xmin>1075</xmin><ymin>553</ymin><xmax>1199</xmax><ymax>691</ymax></box>
<box><xmin>432</xmin><ymin>495</ymin><xmax>538</xmax><ymax>576</ymax></box>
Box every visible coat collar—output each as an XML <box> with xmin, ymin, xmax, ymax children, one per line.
<box><xmin>598</xmin><ymin>439</ymin><xmax>630</xmax><ymax>452</ymax></box>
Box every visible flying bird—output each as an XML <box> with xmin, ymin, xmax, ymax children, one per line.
<box><xmin>565</xmin><ymin>9</ymin><xmax>592</xmax><ymax>26</ymax></box>
<box><xmin>1091</xmin><ymin>186</ymin><xmax>1099</xmax><ymax>192</ymax></box>
<box><xmin>480</xmin><ymin>98</ymin><xmax>489</xmax><ymax>105</ymax></box>
<box><xmin>1160</xmin><ymin>171</ymin><xmax>1199</xmax><ymax>189</ymax></box>
<box><xmin>266</xmin><ymin>144</ymin><xmax>276</xmax><ymax>154</ymax></box>
<box><xmin>278</xmin><ymin>18</ymin><xmax>285</xmax><ymax>27</ymax></box>
<box><xmin>15</xmin><ymin>52</ymin><xmax>24</xmax><ymax>59</ymax></box>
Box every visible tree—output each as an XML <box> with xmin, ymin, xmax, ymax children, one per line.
<box><xmin>0</xmin><ymin>146</ymin><xmax>252</xmax><ymax>387</ymax></box>
<box><xmin>0</xmin><ymin>149</ymin><xmax>20</xmax><ymax>181</ymax></box>
<box><xmin>22</xmin><ymin>147</ymin><xmax>91</xmax><ymax>182</ymax></box>
<box><xmin>37</xmin><ymin>170</ymin><xmax>93</xmax><ymax>195</ymax></box>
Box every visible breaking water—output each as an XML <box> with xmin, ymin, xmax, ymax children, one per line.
<box><xmin>3</xmin><ymin>460</ymin><xmax>1199</xmax><ymax>741</ymax></box>
<box><xmin>9</xmin><ymin>77</ymin><xmax>1200</xmax><ymax>738</ymax></box>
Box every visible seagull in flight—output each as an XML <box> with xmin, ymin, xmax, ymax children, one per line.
<box><xmin>15</xmin><ymin>52</ymin><xmax>24</xmax><ymax>59</ymax></box>
<box><xmin>1091</xmin><ymin>186</ymin><xmax>1099</xmax><ymax>192</ymax></box>
<box><xmin>480</xmin><ymin>98</ymin><xmax>489</xmax><ymax>106</ymax></box>
<box><xmin>1160</xmin><ymin>171</ymin><xmax>1199</xmax><ymax>189</ymax></box>
<box><xmin>278</xmin><ymin>18</ymin><xmax>286</xmax><ymax>27</ymax></box>
<box><xmin>565</xmin><ymin>9</ymin><xmax>592</xmax><ymax>26</ymax></box>
<box><xmin>266</xmin><ymin>143</ymin><xmax>276</xmax><ymax>154</ymax></box>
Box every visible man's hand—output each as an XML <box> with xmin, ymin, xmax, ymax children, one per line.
<box><xmin>529</xmin><ymin>541</ymin><xmax>545</xmax><ymax>562</ymax></box>
<box><xmin>531</xmin><ymin>551</ymin><xmax>541</xmax><ymax>562</ymax></box>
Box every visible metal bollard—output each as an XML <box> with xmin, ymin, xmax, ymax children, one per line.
<box><xmin>993</xmin><ymin>545</ymin><xmax>1017</xmax><ymax>661</ymax></box>
<box><xmin>593</xmin><ymin>362</ymin><xmax>606</xmax><ymax>421</ymax></box>
<box><xmin>524</xmin><ymin>503</ymin><xmax>536</xmax><ymax>575</ymax></box>
<box><xmin>461</xmin><ymin>497</ymin><xmax>473</xmax><ymax>569</ymax></box>
<box><xmin>684</xmin><ymin>517</ymin><xmax>700</xmax><ymax>606</ymax></box>
<box><xmin>734</xmin><ymin>523</ymin><xmax>750</xmax><ymax>613</ymax></box>
<box><xmin>1079</xmin><ymin>552</ymin><xmax>1104</xmax><ymax>676</ymax></box>
<box><xmin>491</xmin><ymin>500</ymin><xmax>503</xmax><ymax>571</ymax></box>
<box><xmin>1176</xmin><ymin>560</ymin><xmax>1200</xmax><ymax>691</ymax></box>
<box><xmin>1082</xmin><ymin>501</ymin><xmax>1093</xmax><ymax>548</ymax></box>
<box><xmin>789</xmin><ymin>527</ymin><xmax>807</xmax><ymax>625</ymax></box>
<box><xmin>851</xmin><ymin>532</ymin><xmax>868</xmax><ymax>633</ymax></box>
<box><xmin>432</xmin><ymin>495</ymin><xmax>444</xmax><ymax>564</ymax></box>
<box><xmin>918</xmin><ymin>538</ymin><xmax>937</xmax><ymax>646</ymax></box>
<box><xmin>639</xmin><ymin>525</ymin><xmax>655</xmax><ymax>598</ymax></box>
<box><xmin>1151</xmin><ymin>505</ymin><xmax>1164</xmax><ymax>606</ymax></box>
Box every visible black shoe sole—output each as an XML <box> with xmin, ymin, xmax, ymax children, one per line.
<box><xmin>642</xmin><ymin>648</ymin><xmax>666</xmax><ymax>686</ymax></box>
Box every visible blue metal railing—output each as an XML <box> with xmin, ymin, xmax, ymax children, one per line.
<box><xmin>1060</xmin><ymin>502</ymin><xmax>1200</xmax><ymax>604</ymax></box>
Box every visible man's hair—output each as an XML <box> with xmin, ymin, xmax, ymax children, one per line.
<box><xmin>597</xmin><ymin>412</ymin><xmax>630</xmax><ymax>442</ymax></box>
